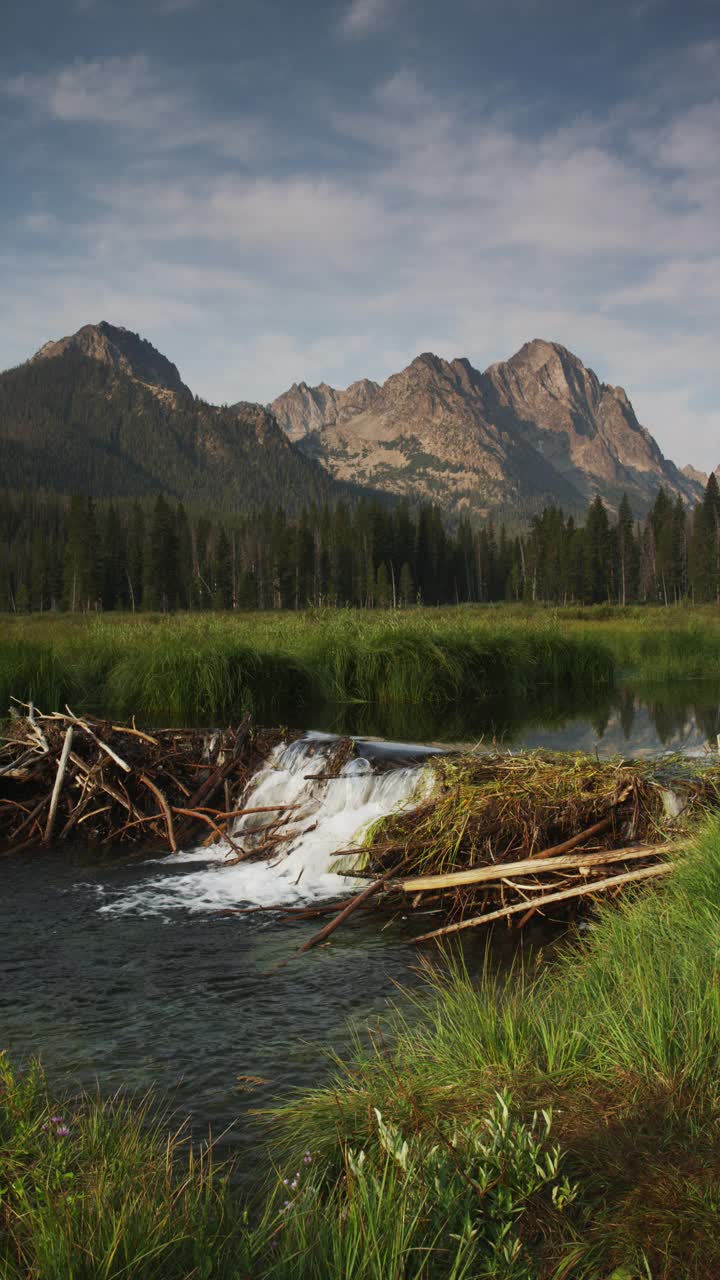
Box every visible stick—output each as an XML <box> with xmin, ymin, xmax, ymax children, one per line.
<box><xmin>297</xmin><ymin>861</ymin><xmax>407</xmax><ymax>955</ymax></box>
<box><xmin>139</xmin><ymin>775</ymin><xmax>177</xmax><ymax>853</ymax></box>
<box><xmin>173</xmin><ymin>716</ymin><xmax>251</xmax><ymax>843</ymax></box>
<box><xmin>171</xmin><ymin>807</ymin><xmax>242</xmax><ymax>856</ymax></box>
<box><xmin>111</xmin><ymin>725</ymin><xmax>160</xmax><ymax>746</ymax></box>
<box><xmin>413</xmin><ymin>864</ymin><xmax>674</xmax><ymax>943</ymax></box>
<box><xmin>9</xmin><ymin>796</ymin><xmax>48</xmax><ymax>842</ymax></box>
<box><xmin>43</xmin><ymin>726</ymin><xmax>74</xmax><ymax>845</ymax></box>
<box><xmin>528</xmin><ymin>816</ymin><xmax>613</xmax><ymax>860</ymax></box>
<box><xmin>64</xmin><ymin>707</ymin><xmax>132</xmax><ymax>773</ymax></box>
<box><xmin>400</xmin><ymin>843</ymin><xmax>674</xmax><ymax>892</ymax></box>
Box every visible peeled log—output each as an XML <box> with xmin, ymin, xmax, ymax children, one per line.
<box><xmin>400</xmin><ymin>842</ymin><xmax>675</xmax><ymax>892</ymax></box>
<box><xmin>413</xmin><ymin>863</ymin><xmax>674</xmax><ymax>943</ymax></box>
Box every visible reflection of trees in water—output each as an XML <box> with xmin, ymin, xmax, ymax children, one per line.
<box><xmin>695</xmin><ymin>703</ymin><xmax>720</xmax><ymax>744</ymax></box>
<box><xmin>645</xmin><ymin>698</ymin><xmax>691</xmax><ymax>744</ymax></box>
<box><xmin>266</xmin><ymin>681</ymin><xmax>720</xmax><ymax>750</ymax></box>
<box><xmin>619</xmin><ymin>687</ymin><xmax>636</xmax><ymax>741</ymax></box>
<box><xmin>633</xmin><ymin>681</ymin><xmax>720</xmax><ymax>748</ymax></box>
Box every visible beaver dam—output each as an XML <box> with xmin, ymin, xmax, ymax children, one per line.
<box><xmin>3</xmin><ymin>701</ymin><xmax>720</xmax><ymax>951</ymax></box>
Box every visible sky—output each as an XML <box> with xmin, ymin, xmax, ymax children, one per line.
<box><xmin>2</xmin><ymin>0</ymin><xmax>719</xmax><ymax>470</ymax></box>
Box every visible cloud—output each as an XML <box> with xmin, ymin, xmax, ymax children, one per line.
<box><xmin>2</xmin><ymin>39</ymin><xmax>719</xmax><ymax>471</ymax></box>
<box><xmin>338</xmin><ymin>0</ymin><xmax>395</xmax><ymax>39</ymax></box>
<box><xmin>2</xmin><ymin>54</ymin><xmax>263</xmax><ymax>158</ymax></box>
<box><xmin>4</xmin><ymin>54</ymin><xmax>187</xmax><ymax>129</ymax></box>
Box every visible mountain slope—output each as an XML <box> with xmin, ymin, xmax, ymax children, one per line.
<box><xmin>272</xmin><ymin>340</ymin><xmax>700</xmax><ymax>516</ymax></box>
<box><xmin>0</xmin><ymin>324</ymin><xmax>333</xmax><ymax>512</ymax></box>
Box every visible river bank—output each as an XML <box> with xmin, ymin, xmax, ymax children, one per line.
<box><xmin>3</xmin><ymin>623</ymin><xmax>720</xmax><ymax>1275</ymax></box>
<box><xmin>3</xmin><ymin>814</ymin><xmax>720</xmax><ymax>1277</ymax></box>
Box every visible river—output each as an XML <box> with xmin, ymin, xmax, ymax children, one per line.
<box><xmin>2</xmin><ymin>678</ymin><xmax>719</xmax><ymax>1173</ymax></box>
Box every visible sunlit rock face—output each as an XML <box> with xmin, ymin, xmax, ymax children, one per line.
<box><xmin>273</xmin><ymin>339</ymin><xmax>702</xmax><ymax>518</ymax></box>
<box><xmin>33</xmin><ymin>321</ymin><xmax>189</xmax><ymax>401</ymax></box>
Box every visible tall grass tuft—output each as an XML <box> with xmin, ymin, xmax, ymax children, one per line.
<box><xmin>0</xmin><ymin>1053</ymin><xmax>268</xmax><ymax>1279</ymax></box>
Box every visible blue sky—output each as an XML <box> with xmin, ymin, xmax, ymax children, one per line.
<box><xmin>2</xmin><ymin>0</ymin><xmax>719</xmax><ymax>468</ymax></box>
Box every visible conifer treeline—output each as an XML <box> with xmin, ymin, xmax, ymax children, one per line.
<box><xmin>2</xmin><ymin>478</ymin><xmax>719</xmax><ymax>612</ymax></box>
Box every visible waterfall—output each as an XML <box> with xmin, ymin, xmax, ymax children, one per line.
<box><xmin>97</xmin><ymin>734</ymin><xmax>434</xmax><ymax>918</ymax></box>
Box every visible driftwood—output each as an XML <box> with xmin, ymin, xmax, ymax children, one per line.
<box><xmin>400</xmin><ymin>842</ymin><xmax>675</xmax><ymax>893</ymax></box>
<box><xmin>297</xmin><ymin>860</ymin><xmax>409</xmax><ymax>955</ymax></box>
<box><xmin>412</xmin><ymin>862</ymin><xmax>674</xmax><ymax>943</ymax></box>
<box><xmin>43</xmin><ymin>726</ymin><xmax>74</xmax><ymax>844</ymax></box>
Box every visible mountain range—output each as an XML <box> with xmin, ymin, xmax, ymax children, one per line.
<box><xmin>271</xmin><ymin>340</ymin><xmax>702</xmax><ymax>517</ymax></box>
<box><xmin>0</xmin><ymin>321</ymin><xmax>708</xmax><ymax>518</ymax></box>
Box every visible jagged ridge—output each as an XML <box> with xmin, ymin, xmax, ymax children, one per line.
<box><xmin>272</xmin><ymin>339</ymin><xmax>702</xmax><ymax>516</ymax></box>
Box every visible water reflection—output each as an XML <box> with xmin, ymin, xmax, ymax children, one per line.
<box><xmin>275</xmin><ymin>680</ymin><xmax>720</xmax><ymax>757</ymax></box>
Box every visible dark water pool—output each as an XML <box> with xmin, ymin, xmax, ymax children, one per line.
<box><xmin>1</xmin><ymin>843</ymin><xmax>525</xmax><ymax>1175</ymax></box>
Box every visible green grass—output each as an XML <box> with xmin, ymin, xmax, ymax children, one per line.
<box><xmin>6</xmin><ymin>817</ymin><xmax>720</xmax><ymax>1276</ymax></box>
<box><xmin>1</xmin><ymin>604</ymin><xmax>718</xmax><ymax>722</ymax></box>
<box><xmin>0</xmin><ymin>1055</ymin><xmax>579</xmax><ymax>1280</ymax></box>
<box><xmin>266</xmin><ymin>816</ymin><xmax>720</xmax><ymax>1277</ymax></box>
<box><xmin>0</xmin><ymin>608</ymin><xmax>617</xmax><ymax>719</ymax></box>
<box><xmin>0</xmin><ymin>1054</ymin><xmax>266</xmax><ymax>1280</ymax></box>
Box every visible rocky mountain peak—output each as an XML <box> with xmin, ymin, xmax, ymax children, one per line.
<box><xmin>31</xmin><ymin>321</ymin><xmax>189</xmax><ymax>399</ymax></box>
<box><xmin>271</xmin><ymin>339</ymin><xmax>702</xmax><ymax>517</ymax></box>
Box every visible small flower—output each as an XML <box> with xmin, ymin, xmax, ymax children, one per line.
<box><xmin>51</xmin><ymin>1116</ymin><xmax>63</xmax><ymax>1124</ymax></box>
<box><xmin>41</xmin><ymin>1123</ymin><xmax>48</xmax><ymax>1131</ymax></box>
<box><xmin>303</xmin><ymin>1154</ymin><xmax>312</xmax><ymax>1164</ymax></box>
<box><xmin>282</xmin><ymin>1177</ymin><xmax>290</xmax><ymax>1185</ymax></box>
<box><xmin>56</xmin><ymin>1126</ymin><xmax>70</xmax><ymax>1137</ymax></box>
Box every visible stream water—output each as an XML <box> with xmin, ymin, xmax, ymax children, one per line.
<box><xmin>2</xmin><ymin>679</ymin><xmax>719</xmax><ymax>1175</ymax></box>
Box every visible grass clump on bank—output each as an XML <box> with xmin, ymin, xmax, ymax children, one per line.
<box><xmin>0</xmin><ymin>1054</ymin><xmax>261</xmax><ymax>1280</ymax></box>
<box><xmin>6</xmin><ymin>817</ymin><xmax>720</xmax><ymax>1276</ymax></box>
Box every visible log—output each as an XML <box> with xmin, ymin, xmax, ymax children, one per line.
<box><xmin>43</xmin><ymin>726</ymin><xmax>74</xmax><ymax>844</ymax></box>
<box><xmin>400</xmin><ymin>842</ymin><xmax>674</xmax><ymax>892</ymax></box>
<box><xmin>412</xmin><ymin>863</ymin><xmax>674</xmax><ymax>943</ymax></box>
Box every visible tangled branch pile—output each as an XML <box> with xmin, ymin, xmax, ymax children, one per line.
<box><xmin>357</xmin><ymin>752</ymin><xmax>720</xmax><ymax>941</ymax></box>
<box><xmin>0</xmin><ymin>702</ymin><xmax>290</xmax><ymax>855</ymax></box>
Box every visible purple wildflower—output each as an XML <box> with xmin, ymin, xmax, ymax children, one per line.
<box><xmin>41</xmin><ymin>1123</ymin><xmax>48</xmax><ymax>1132</ymax></box>
<box><xmin>56</xmin><ymin>1126</ymin><xmax>70</xmax><ymax>1137</ymax></box>
<box><xmin>51</xmin><ymin>1116</ymin><xmax>63</xmax><ymax>1124</ymax></box>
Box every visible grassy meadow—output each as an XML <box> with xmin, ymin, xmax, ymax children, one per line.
<box><xmin>0</xmin><ymin>602</ymin><xmax>718</xmax><ymax>721</ymax></box>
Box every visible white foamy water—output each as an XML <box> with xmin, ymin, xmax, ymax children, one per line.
<box><xmin>98</xmin><ymin>736</ymin><xmax>430</xmax><ymax>918</ymax></box>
